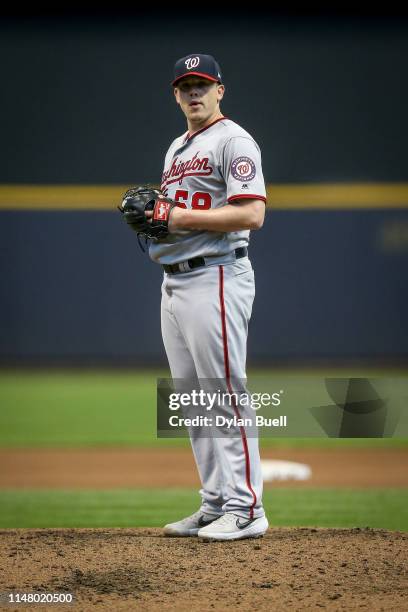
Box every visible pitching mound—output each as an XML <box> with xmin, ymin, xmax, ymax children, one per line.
<box><xmin>1</xmin><ymin>528</ymin><xmax>407</xmax><ymax>610</ymax></box>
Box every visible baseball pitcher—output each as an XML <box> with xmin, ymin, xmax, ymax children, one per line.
<box><xmin>119</xmin><ymin>53</ymin><xmax>268</xmax><ymax>541</ymax></box>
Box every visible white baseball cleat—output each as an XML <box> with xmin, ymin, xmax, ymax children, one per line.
<box><xmin>197</xmin><ymin>512</ymin><xmax>269</xmax><ymax>541</ymax></box>
<box><xmin>163</xmin><ymin>510</ymin><xmax>222</xmax><ymax>537</ymax></box>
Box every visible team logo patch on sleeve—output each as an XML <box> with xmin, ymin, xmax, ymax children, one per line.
<box><xmin>231</xmin><ymin>157</ymin><xmax>256</xmax><ymax>182</ymax></box>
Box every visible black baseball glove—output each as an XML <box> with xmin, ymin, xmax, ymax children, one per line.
<box><xmin>118</xmin><ymin>185</ymin><xmax>178</xmax><ymax>242</ymax></box>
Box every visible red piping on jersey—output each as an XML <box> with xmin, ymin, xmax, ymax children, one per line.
<box><xmin>218</xmin><ymin>265</ymin><xmax>257</xmax><ymax>520</ymax></box>
<box><xmin>184</xmin><ymin>116</ymin><xmax>229</xmax><ymax>143</ymax></box>
<box><xmin>172</xmin><ymin>71</ymin><xmax>220</xmax><ymax>86</ymax></box>
<box><xmin>228</xmin><ymin>194</ymin><xmax>267</xmax><ymax>203</ymax></box>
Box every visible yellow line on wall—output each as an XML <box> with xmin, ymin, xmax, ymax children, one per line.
<box><xmin>0</xmin><ymin>185</ymin><xmax>128</xmax><ymax>210</ymax></box>
<box><xmin>0</xmin><ymin>183</ymin><xmax>407</xmax><ymax>210</ymax></box>
<box><xmin>267</xmin><ymin>183</ymin><xmax>408</xmax><ymax>209</ymax></box>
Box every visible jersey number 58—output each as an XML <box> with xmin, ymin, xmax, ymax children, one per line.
<box><xmin>174</xmin><ymin>190</ymin><xmax>212</xmax><ymax>210</ymax></box>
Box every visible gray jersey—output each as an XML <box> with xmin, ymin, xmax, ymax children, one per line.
<box><xmin>149</xmin><ymin>117</ymin><xmax>267</xmax><ymax>264</ymax></box>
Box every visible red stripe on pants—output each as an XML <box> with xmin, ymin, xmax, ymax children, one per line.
<box><xmin>218</xmin><ymin>265</ymin><xmax>257</xmax><ymax>519</ymax></box>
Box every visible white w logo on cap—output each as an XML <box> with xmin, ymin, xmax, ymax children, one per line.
<box><xmin>185</xmin><ymin>57</ymin><xmax>200</xmax><ymax>69</ymax></box>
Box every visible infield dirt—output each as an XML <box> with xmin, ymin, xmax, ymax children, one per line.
<box><xmin>1</xmin><ymin>527</ymin><xmax>407</xmax><ymax>611</ymax></box>
<box><xmin>1</xmin><ymin>448</ymin><xmax>407</xmax><ymax>610</ymax></box>
<box><xmin>1</xmin><ymin>448</ymin><xmax>407</xmax><ymax>488</ymax></box>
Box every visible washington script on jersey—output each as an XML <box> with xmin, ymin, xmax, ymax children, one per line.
<box><xmin>161</xmin><ymin>153</ymin><xmax>213</xmax><ymax>189</ymax></box>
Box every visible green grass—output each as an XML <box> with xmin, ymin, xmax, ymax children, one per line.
<box><xmin>0</xmin><ymin>488</ymin><xmax>406</xmax><ymax>531</ymax></box>
<box><xmin>0</xmin><ymin>369</ymin><xmax>407</xmax><ymax>448</ymax></box>
<box><xmin>0</xmin><ymin>371</ymin><xmax>158</xmax><ymax>447</ymax></box>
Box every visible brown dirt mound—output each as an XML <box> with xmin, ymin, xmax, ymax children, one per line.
<box><xmin>1</xmin><ymin>528</ymin><xmax>407</xmax><ymax>611</ymax></box>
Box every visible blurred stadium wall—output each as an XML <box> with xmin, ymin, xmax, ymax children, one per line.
<box><xmin>0</xmin><ymin>13</ymin><xmax>407</xmax><ymax>365</ymax></box>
